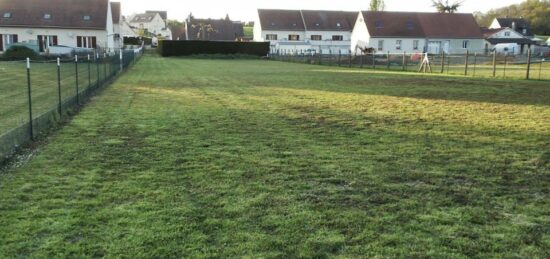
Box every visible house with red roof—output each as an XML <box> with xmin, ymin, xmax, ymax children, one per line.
<box><xmin>0</xmin><ymin>0</ymin><xmax>122</xmax><ymax>53</ymax></box>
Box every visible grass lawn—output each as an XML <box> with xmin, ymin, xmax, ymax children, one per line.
<box><xmin>0</xmin><ymin>53</ymin><xmax>549</xmax><ymax>257</ymax></box>
<box><xmin>0</xmin><ymin>59</ymin><xmax>110</xmax><ymax>134</ymax></box>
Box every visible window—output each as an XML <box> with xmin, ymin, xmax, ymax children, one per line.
<box><xmin>413</xmin><ymin>40</ymin><xmax>419</xmax><ymax>50</ymax></box>
<box><xmin>0</xmin><ymin>34</ymin><xmax>18</xmax><ymax>52</ymax></box>
<box><xmin>396</xmin><ymin>40</ymin><xmax>402</xmax><ymax>50</ymax></box>
<box><xmin>37</xmin><ymin>35</ymin><xmax>57</xmax><ymax>52</ymax></box>
<box><xmin>43</xmin><ymin>13</ymin><xmax>51</xmax><ymax>20</ymax></box>
<box><xmin>288</xmin><ymin>35</ymin><xmax>300</xmax><ymax>41</ymax></box>
<box><xmin>336</xmin><ymin>22</ymin><xmax>341</xmax><ymax>27</ymax></box>
<box><xmin>266</xmin><ymin>34</ymin><xmax>277</xmax><ymax>41</ymax></box>
<box><xmin>311</xmin><ymin>35</ymin><xmax>322</xmax><ymax>41</ymax></box>
<box><xmin>332</xmin><ymin>35</ymin><xmax>343</xmax><ymax>41</ymax></box>
<box><xmin>375</xmin><ymin>21</ymin><xmax>383</xmax><ymax>29</ymax></box>
<box><xmin>504</xmin><ymin>31</ymin><xmax>511</xmax><ymax>37</ymax></box>
<box><xmin>522</xmin><ymin>29</ymin><xmax>527</xmax><ymax>35</ymax></box>
<box><xmin>462</xmin><ymin>40</ymin><xmax>469</xmax><ymax>49</ymax></box>
<box><xmin>2</xmin><ymin>12</ymin><xmax>11</xmax><ymax>18</ymax></box>
<box><xmin>77</xmin><ymin>36</ymin><xmax>97</xmax><ymax>49</ymax></box>
<box><xmin>406</xmin><ymin>21</ymin><xmax>414</xmax><ymax>30</ymax></box>
<box><xmin>83</xmin><ymin>15</ymin><xmax>91</xmax><ymax>21</ymax></box>
<box><xmin>378</xmin><ymin>40</ymin><xmax>384</xmax><ymax>51</ymax></box>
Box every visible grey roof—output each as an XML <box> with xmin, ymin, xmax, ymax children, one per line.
<box><xmin>130</xmin><ymin>13</ymin><xmax>158</xmax><ymax>23</ymax></box>
<box><xmin>146</xmin><ymin>10</ymin><xmax>167</xmax><ymax>20</ymax></box>
<box><xmin>495</xmin><ymin>18</ymin><xmax>534</xmax><ymax>37</ymax></box>
<box><xmin>257</xmin><ymin>9</ymin><xmax>358</xmax><ymax>32</ymax></box>
<box><xmin>0</xmin><ymin>0</ymin><xmax>109</xmax><ymax>30</ymax></box>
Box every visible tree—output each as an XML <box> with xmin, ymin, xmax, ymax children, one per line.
<box><xmin>475</xmin><ymin>0</ymin><xmax>550</xmax><ymax>35</ymax></box>
<box><xmin>369</xmin><ymin>0</ymin><xmax>385</xmax><ymax>11</ymax></box>
<box><xmin>432</xmin><ymin>0</ymin><xmax>463</xmax><ymax>13</ymax></box>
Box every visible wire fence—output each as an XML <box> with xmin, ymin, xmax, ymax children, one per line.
<box><xmin>0</xmin><ymin>48</ymin><xmax>143</xmax><ymax>162</ymax></box>
<box><xmin>269</xmin><ymin>49</ymin><xmax>550</xmax><ymax>81</ymax></box>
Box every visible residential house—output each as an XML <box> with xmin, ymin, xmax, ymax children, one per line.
<box><xmin>184</xmin><ymin>14</ymin><xmax>244</xmax><ymax>41</ymax></box>
<box><xmin>481</xmin><ymin>27</ymin><xmax>535</xmax><ymax>55</ymax></box>
<box><xmin>254</xmin><ymin>9</ymin><xmax>357</xmax><ymax>54</ymax></box>
<box><xmin>128</xmin><ymin>11</ymin><xmax>171</xmax><ymax>39</ymax></box>
<box><xmin>351</xmin><ymin>11</ymin><xmax>484</xmax><ymax>55</ymax></box>
<box><xmin>490</xmin><ymin>18</ymin><xmax>534</xmax><ymax>38</ymax></box>
<box><xmin>0</xmin><ymin>0</ymin><xmax>121</xmax><ymax>53</ymax></box>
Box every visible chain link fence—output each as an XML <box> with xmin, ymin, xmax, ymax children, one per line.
<box><xmin>0</xmin><ymin>48</ymin><xmax>143</xmax><ymax>162</ymax></box>
<box><xmin>269</xmin><ymin>49</ymin><xmax>550</xmax><ymax>81</ymax></box>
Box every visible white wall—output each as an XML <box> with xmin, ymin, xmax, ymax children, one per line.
<box><xmin>129</xmin><ymin>14</ymin><xmax>166</xmax><ymax>36</ymax></box>
<box><xmin>0</xmin><ymin>27</ymin><xmax>108</xmax><ymax>52</ymax></box>
<box><xmin>305</xmin><ymin>31</ymin><xmax>352</xmax><ymax>54</ymax></box>
<box><xmin>489</xmin><ymin>28</ymin><xmax>525</xmax><ymax>39</ymax></box>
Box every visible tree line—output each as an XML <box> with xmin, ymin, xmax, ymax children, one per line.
<box><xmin>474</xmin><ymin>0</ymin><xmax>550</xmax><ymax>35</ymax></box>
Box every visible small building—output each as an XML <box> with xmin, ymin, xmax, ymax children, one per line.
<box><xmin>0</xmin><ymin>0</ymin><xmax>122</xmax><ymax>53</ymax></box>
<box><xmin>254</xmin><ymin>9</ymin><xmax>357</xmax><ymax>54</ymax></box>
<box><xmin>482</xmin><ymin>27</ymin><xmax>535</xmax><ymax>55</ymax></box>
<box><xmin>184</xmin><ymin>14</ymin><xmax>244</xmax><ymax>41</ymax></box>
<box><xmin>128</xmin><ymin>11</ymin><xmax>171</xmax><ymax>39</ymax></box>
<box><xmin>351</xmin><ymin>11</ymin><xmax>484</xmax><ymax>55</ymax></box>
<box><xmin>490</xmin><ymin>18</ymin><xmax>534</xmax><ymax>38</ymax></box>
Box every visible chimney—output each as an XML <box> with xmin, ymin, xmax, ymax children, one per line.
<box><xmin>512</xmin><ymin>21</ymin><xmax>517</xmax><ymax>31</ymax></box>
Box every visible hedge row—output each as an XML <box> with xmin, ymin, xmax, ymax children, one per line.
<box><xmin>158</xmin><ymin>40</ymin><xmax>270</xmax><ymax>57</ymax></box>
<box><xmin>123</xmin><ymin>37</ymin><xmax>152</xmax><ymax>45</ymax></box>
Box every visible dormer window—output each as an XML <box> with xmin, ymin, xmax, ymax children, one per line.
<box><xmin>336</xmin><ymin>22</ymin><xmax>341</xmax><ymax>27</ymax></box>
<box><xmin>83</xmin><ymin>15</ymin><xmax>91</xmax><ymax>21</ymax></box>
<box><xmin>375</xmin><ymin>21</ymin><xmax>383</xmax><ymax>29</ymax></box>
<box><xmin>406</xmin><ymin>21</ymin><xmax>414</xmax><ymax>29</ymax></box>
<box><xmin>43</xmin><ymin>13</ymin><xmax>51</xmax><ymax>20</ymax></box>
<box><xmin>270</xmin><ymin>22</ymin><xmax>275</xmax><ymax>26</ymax></box>
<box><xmin>315</xmin><ymin>23</ymin><xmax>320</xmax><ymax>26</ymax></box>
<box><xmin>3</xmin><ymin>12</ymin><xmax>11</xmax><ymax>18</ymax></box>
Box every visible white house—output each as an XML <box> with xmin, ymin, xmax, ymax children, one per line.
<box><xmin>128</xmin><ymin>11</ymin><xmax>171</xmax><ymax>39</ymax></box>
<box><xmin>351</xmin><ymin>11</ymin><xmax>485</xmax><ymax>55</ymax></box>
<box><xmin>489</xmin><ymin>18</ymin><xmax>534</xmax><ymax>38</ymax></box>
<box><xmin>254</xmin><ymin>9</ymin><xmax>358</xmax><ymax>54</ymax></box>
<box><xmin>0</xmin><ymin>0</ymin><xmax>122</xmax><ymax>53</ymax></box>
<box><xmin>482</xmin><ymin>27</ymin><xmax>535</xmax><ymax>55</ymax></box>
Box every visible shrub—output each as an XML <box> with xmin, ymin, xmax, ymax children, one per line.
<box><xmin>124</xmin><ymin>37</ymin><xmax>152</xmax><ymax>46</ymax></box>
<box><xmin>158</xmin><ymin>40</ymin><xmax>270</xmax><ymax>57</ymax></box>
<box><xmin>3</xmin><ymin>45</ymin><xmax>38</xmax><ymax>60</ymax></box>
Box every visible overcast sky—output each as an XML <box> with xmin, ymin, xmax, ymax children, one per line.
<box><xmin>119</xmin><ymin>0</ymin><xmax>524</xmax><ymax>21</ymax></box>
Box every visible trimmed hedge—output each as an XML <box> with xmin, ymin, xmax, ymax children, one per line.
<box><xmin>123</xmin><ymin>37</ymin><xmax>152</xmax><ymax>46</ymax></box>
<box><xmin>3</xmin><ymin>45</ymin><xmax>38</xmax><ymax>60</ymax></box>
<box><xmin>158</xmin><ymin>40</ymin><xmax>270</xmax><ymax>57</ymax></box>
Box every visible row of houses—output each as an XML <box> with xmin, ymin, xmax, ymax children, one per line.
<box><xmin>253</xmin><ymin>9</ymin><xmax>547</xmax><ymax>55</ymax></box>
<box><xmin>0</xmin><ymin>0</ymin><xmax>122</xmax><ymax>53</ymax></box>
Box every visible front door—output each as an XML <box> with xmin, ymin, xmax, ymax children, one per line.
<box><xmin>428</xmin><ymin>41</ymin><xmax>441</xmax><ymax>54</ymax></box>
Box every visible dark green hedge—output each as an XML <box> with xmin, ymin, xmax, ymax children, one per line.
<box><xmin>158</xmin><ymin>41</ymin><xmax>270</xmax><ymax>57</ymax></box>
<box><xmin>123</xmin><ymin>37</ymin><xmax>152</xmax><ymax>45</ymax></box>
<box><xmin>3</xmin><ymin>45</ymin><xmax>38</xmax><ymax>60</ymax></box>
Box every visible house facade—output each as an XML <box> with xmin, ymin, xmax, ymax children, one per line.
<box><xmin>490</xmin><ymin>18</ymin><xmax>534</xmax><ymax>38</ymax></box>
<box><xmin>0</xmin><ymin>0</ymin><xmax>121</xmax><ymax>53</ymax></box>
<box><xmin>254</xmin><ymin>9</ymin><xmax>357</xmax><ymax>54</ymax></box>
<box><xmin>482</xmin><ymin>27</ymin><xmax>535</xmax><ymax>55</ymax></box>
<box><xmin>351</xmin><ymin>11</ymin><xmax>484</xmax><ymax>55</ymax></box>
<box><xmin>128</xmin><ymin>11</ymin><xmax>171</xmax><ymax>39</ymax></box>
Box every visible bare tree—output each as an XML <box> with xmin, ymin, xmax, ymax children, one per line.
<box><xmin>432</xmin><ymin>0</ymin><xmax>463</xmax><ymax>13</ymax></box>
<box><xmin>369</xmin><ymin>0</ymin><xmax>386</xmax><ymax>11</ymax></box>
<box><xmin>192</xmin><ymin>23</ymin><xmax>218</xmax><ymax>40</ymax></box>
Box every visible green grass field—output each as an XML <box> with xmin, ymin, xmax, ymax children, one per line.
<box><xmin>0</xmin><ymin>59</ymin><xmax>111</xmax><ymax>134</ymax></box>
<box><xmin>1</xmin><ymin>54</ymin><xmax>549</xmax><ymax>257</ymax></box>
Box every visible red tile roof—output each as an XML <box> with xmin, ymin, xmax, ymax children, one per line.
<box><xmin>361</xmin><ymin>11</ymin><xmax>483</xmax><ymax>39</ymax></box>
<box><xmin>0</xmin><ymin>0</ymin><xmax>110</xmax><ymax>30</ymax></box>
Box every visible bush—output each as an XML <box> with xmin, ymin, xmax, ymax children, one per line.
<box><xmin>124</xmin><ymin>37</ymin><xmax>152</xmax><ymax>46</ymax></box>
<box><xmin>3</xmin><ymin>45</ymin><xmax>38</xmax><ymax>60</ymax></box>
<box><xmin>158</xmin><ymin>40</ymin><xmax>270</xmax><ymax>57</ymax></box>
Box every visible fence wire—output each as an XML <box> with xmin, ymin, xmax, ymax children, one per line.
<box><xmin>269</xmin><ymin>50</ymin><xmax>550</xmax><ymax>81</ymax></box>
<box><xmin>0</xmin><ymin>48</ymin><xmax>143</xmax><ymax>162</ymax></box>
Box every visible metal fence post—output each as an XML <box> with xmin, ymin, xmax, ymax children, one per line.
<box><xmin>338</xmin><ymin>50</ymin><xmax>342</xmax><ymax>67</ymax></box>
<box><xmin>539</xmin><ymin>57</ymin><xmax>543</xmax><ymax>80</ymax></box>
<box><xmin>440</xmin><ymin>52</ymin><xmax>445</xmax><ymax>73</ymax></box>
<box><xmin>96</xmin><ymin>53</ymin><xmax>100</xmax><ymax>86</ymax></box>
<box><xmin>386</xmin><ymin>51</ymin><xmax>390</xmax><ymax>70</ymax></box>
<box><xmin>464</xmin><ymin>50</ymin><xmax>469</xmax><ymax>76</ymax></box>
<box><xmin>26</xmin><ymin>58</ymin><xmax>34</xmax><ymax>140</ymax></box>
<box><xmin>75</xmin><ymin>55</ymin><xmax>79</xmax><ymax>105</ymax></box>
<box><xmin>493</xmin><ymin>50</ymin><xmax>497</xmax><ymax>77</ymax></box>
<box><xmin>372</xmin><ymin>51</ymin><xmax>376</xmax><ymax>69</ymax></box>
<box><xmin>348</xmin><ymin>51</ymin><xmax>352</xmax><ymax>68</ymax></box>
<box><xmin>57</xmin><ymin>58</ymin><xmax>62</xmax><ymax>115</ymax></box>
<box><xmin>87</xmin><ymin>54</ymin><xmax>91</xmax><ymax>91</ymax></box>
<box><xmin>526</xmin><ymin>47</ymin><xmax>532</xmax><ymax>80</ymax></box>
<box><xmin>503</xmin><ymin>53</ymin><xmax>508</xmax><ymax>78</ymax></box>
<box><xmin>329</xmin><ymin>50</ymin><xmax>332</xmax><ymax>66</ymax></box>
<box><xmin>360</xmin><ymin>52</ymin><xmax>364</xmax><ymax>68</ymax></box>
<box><xmin>402</xmin><ymin>52</ymin><xmax>406</xmax><ymax>71</ymax></box>
<box><xmin>473</xmin><ymin>52</ymin><xmax>477</xmax><ymax>77</ymax></box>
<box><xmin>119</xmin><ymin>51</ymin><xmax>123</xmax><ymax>71</ymax></box>
<box><xmin>104</xmin><ymin>53</ymin><xmax>107</xmax><ymax>81</ymax></box>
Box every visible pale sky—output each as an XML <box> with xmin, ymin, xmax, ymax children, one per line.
<box><xmin>119</xmin><ymin>0</ymin><xmax>524</xmax><ymax>22</ymax></box>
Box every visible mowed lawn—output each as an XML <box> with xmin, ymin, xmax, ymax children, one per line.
<box><xmin>1</xmin><ymin>54</ymin><xmax>549</xmax><ymax>257</ymax></box>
